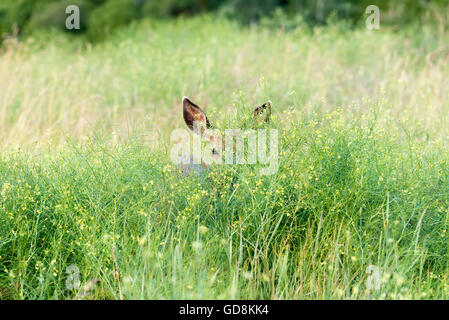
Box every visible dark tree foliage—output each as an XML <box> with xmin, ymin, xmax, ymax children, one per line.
<box><xmin>0</xmin><ymin>0</ymin><xmax>447</xmax><ymax>40</ymax></box>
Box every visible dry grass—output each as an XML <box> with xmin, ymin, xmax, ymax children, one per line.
<box><xmin>0</xmin><ymin>17</ymin><xmax>448</xmax><ymax>149</ymax></box>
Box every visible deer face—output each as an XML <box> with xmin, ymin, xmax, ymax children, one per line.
<box><xmin>179</xmin><ymin>96</ymin><xmax>272</xmax><ymax>175</ymax></box>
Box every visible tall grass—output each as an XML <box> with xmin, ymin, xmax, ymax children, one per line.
<box><xmin>1</xmin><ymin>16</ymin><xmax>449</xmax><ymax>299</ymax></box>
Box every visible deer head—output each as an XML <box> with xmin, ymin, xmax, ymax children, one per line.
<box><xmin>179</xmin><ymin>96</ymin><xmax>272</xmax><ymax>175</ymax></box>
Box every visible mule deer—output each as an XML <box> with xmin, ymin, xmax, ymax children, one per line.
<box><xmin>177</xmin><ymin>96</ymin><xmax>272</xmax><ymax>176</ymax></box>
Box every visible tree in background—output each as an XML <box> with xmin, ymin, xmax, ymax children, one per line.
<box><xmin>0</xmin><ymin>0</ymin><xmax>447</xmax><ymax>41</ymax></box>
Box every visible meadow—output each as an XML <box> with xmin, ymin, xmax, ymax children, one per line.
<box><xmin>1</xmin><ymin>15</ymin><xmax>449</xmax><ymax>299</ymax></box>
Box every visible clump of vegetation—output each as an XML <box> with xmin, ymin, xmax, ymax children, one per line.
<box><xmin>0</xmin><ymin>0</ymin><xmax>448</xmax><ymax>42</ymax></box>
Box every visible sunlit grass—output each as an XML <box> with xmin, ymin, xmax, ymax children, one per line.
<box><xmin>1</xmin><ymin>16</ymin><xmax>449</xmax><ymax>299</ymax></box>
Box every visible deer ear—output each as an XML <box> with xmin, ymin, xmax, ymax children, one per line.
<box><xmin>253</xmin><ymin>100</ymin><xmax>272</xmax><ymax>123</ymax></box>
<box><xmin>183</xmin><ymin>96</ymin><xmax>211</xmax><ymax>134</ymax></box>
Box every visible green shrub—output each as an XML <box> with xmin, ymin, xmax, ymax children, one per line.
<box><xmin>142</xmin><ymin>0</ymin><xmax>211</xmax><ymax>17</ymax></box>
<box><xmin>27</xmin><ymin>0</ymin><xmax>93</xmax><ymax>33</ymax></box>
<box><xmin>0</xmin><ymin>0</ymin><xmax>448</xmax><ymax>45</ymax></box>
<box><xmin>87</xmin><ymin>0</ymin><xmax>139</xmax><ymax>40</ymax></box>
<box><xmin>0</xmin><ymin>0</ymin><xmax>39</xmax><ymax>36</ymax></box>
